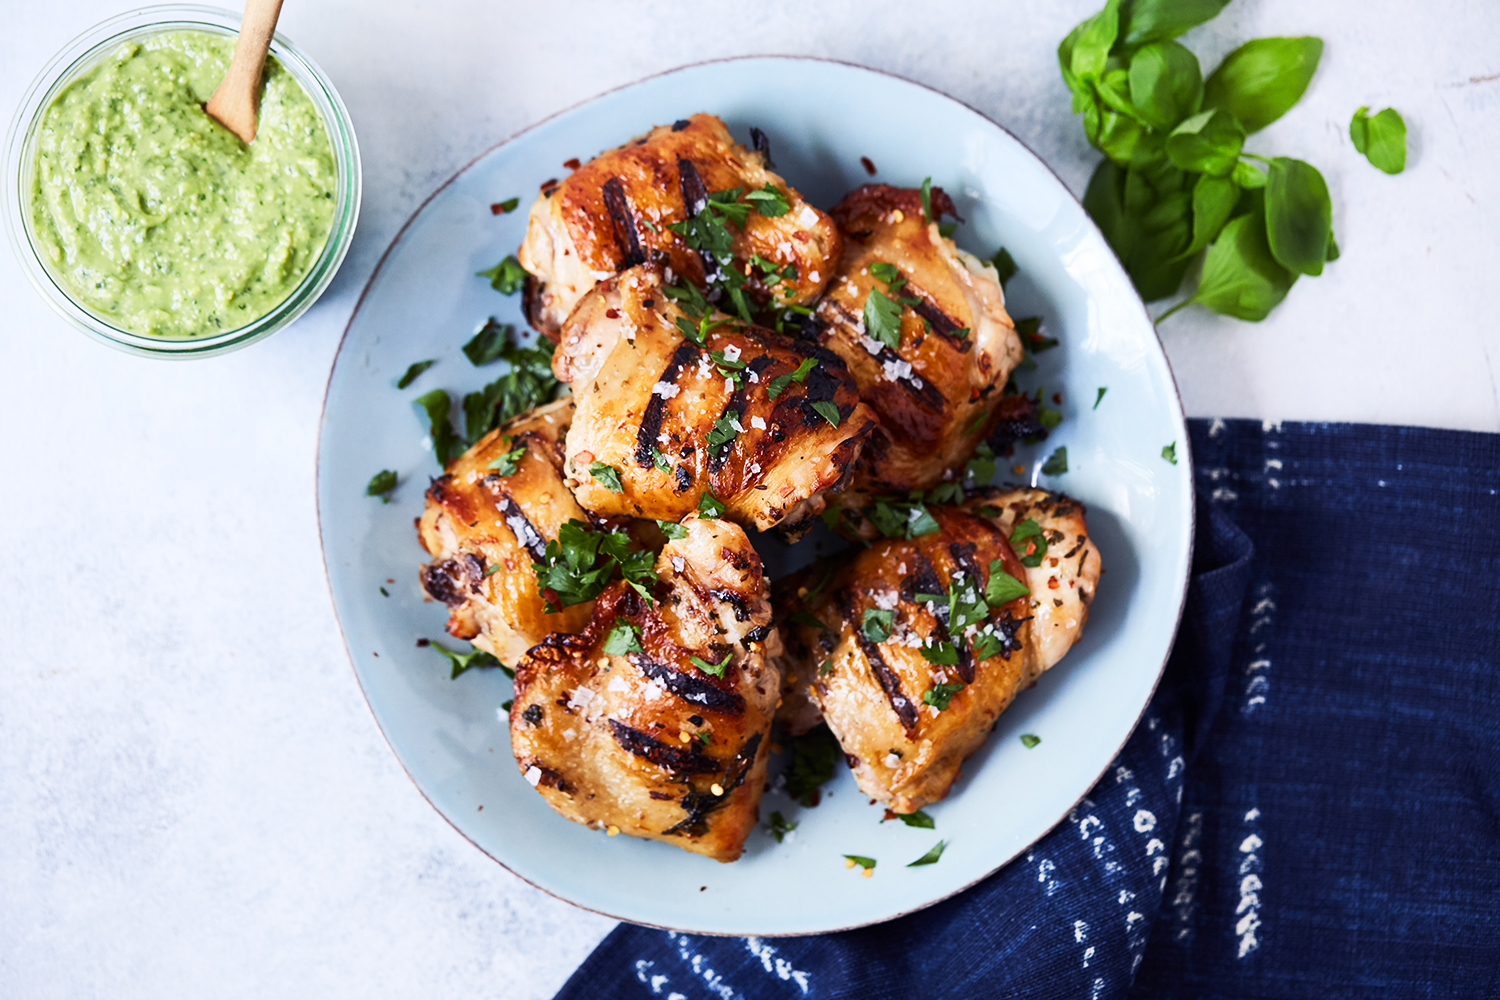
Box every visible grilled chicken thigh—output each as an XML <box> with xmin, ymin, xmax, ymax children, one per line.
<box><xmin>417</xmin><ymin>399</ymin><xmax>602</xmax><ymax>664</ymax></box>
<box><xmin>773</xmin><ymin>487</ymin><xmax>1100</xmax><ymax>814</ymax></box>
<box><xmin>811</xmin><ymin>184</ymin><xmax>1024</xmax><ymax>495</ymax></box>
<box><xmin>555</xmin><ymin>264</ymin><xmax>877</xmax><ymax>534</ymax></box>
<box><xmin>510</xmin><ymin>514</ymin><xmax>779</xmax><ymax>862</ymax></box>
<box><xmin>517</xmin><ymin>113</ymin><xmax>841</xmax><ymax>336</ymax></box>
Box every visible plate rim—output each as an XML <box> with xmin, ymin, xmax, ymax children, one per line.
<box><xmin>315</xmin><ymin>52</ymin><xmax>1195</xmax><ymax>937</ymax></box>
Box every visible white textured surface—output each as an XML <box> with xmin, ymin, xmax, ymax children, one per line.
<box><xmin>1</xmin><ymin>2</ymin><xmax>1496</xmax><ymax>998</ymax></box>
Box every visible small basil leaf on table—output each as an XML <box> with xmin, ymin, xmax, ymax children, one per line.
<box><xmin>1189</xmin><ymin>212</ymin><xmax>1296</xmax><ymax>321</ymax></box>
<box><xmin>1265</xmin><ymin>157</ymin><xmax>1332</xmax><ymax>276</ymax></box>
<box><xmin>1120</xmin><ymin>0</ymin><xmax>1232</xmax><ymax>47</ymax></box>
<box><xmin>1128</xmin><ymin>40</ymin><xmax>1203</xmax><ymax>130</ymax></box>
<box><xmin>1350</xmin><ymin>106</ymin><xmax>1407</xmax><ymax>175</ymax></box>
<box><xmin>1203</xmin><ymin>37</ymin><xmax>1323</xmax><ymax>133</ymax></box>
<box><xmin>1166</xmin><ymin>108</ymin><xmax>1245</xmax><ymax>176</ymax></box>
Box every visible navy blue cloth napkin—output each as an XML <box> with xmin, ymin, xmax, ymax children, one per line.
<box><xmin>555</xmin><ymin>419</ymin><xmax>1500</xmax><ymax>1000</ymax></box>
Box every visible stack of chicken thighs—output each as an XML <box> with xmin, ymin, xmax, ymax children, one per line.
<box><xmin>417</xmin><ymin>114</ymin><xmax>1101</xmax><ymax>862</ymax></box>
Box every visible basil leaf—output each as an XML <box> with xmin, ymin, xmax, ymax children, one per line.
<box><xmin>589</xmin><ymin>461</ymin><xmax>624</xmax><ymax>492</ymax></box>
<box><xmin>1265</xmin><ymin>157</ymin><xmax>1332</xmax><ymax>276</ymax></box>
<box><xmin>1084</xmin><ymin>159</ymin><xmax>1134</xmax><ymax>263</ymax></box>
<box><xmin>863</xmin><ymin>287</ymin><xmax>904</xmax><ymax>350</ymax></box>
<box><xmin>861</xmin><ymin>608</ymin><xmax>894</xmax><ymax>643</ymax></box>
<box><xmin>811</xmin><ymin>400</ymin><xmax>841</xmax><ymax>428</ymax></box>
<box><xmin>657</xmin><ymin>519</ymin><xmax>687</xmax><ymax>540</ymax></box>
<box><xmin>1096</xmin><ymin>107</ymin><xmax>1150</xmax><ymax>166</ymax></box>
<box><xmin>896</xmin><ymin>810</ymin><xmax>935</xmax><ymax>829</ymax></box>
<box><xmin>1326</xmin><ymin>232</ymin><xmax>1341</xmax><ymax>262</ymax></box>
<box><xmin>396</xmin><ymin>360</ymin><xmax>434</xmax><ymax>389</ymax></box>
<box><xmin>1350</xmin><ymin>106</ymin><xmax>1406</xmax><ymax>175</ymax></box>
<box><xmin>1041</xmin><ymin>446</ymin><xmax>1069</xmax><ymax>475</ymax></box>
<box><xmin>1203</xmin><ymin>37</ymin><xmax>1323</xmax><ymax>133</ymax></box>
<box><xmin>697</xmin><ymin>491</ymin><xmax>726</xmax><ymax>519</ymax></box>
<box><xmin>1020</xmin><ymin>733</ymin><xmax>1042</xmax><ymax>749</ymax></box>
<box><xmin>602</xmin><ymin>619</ymin><xmax>644</xmax><ymax>656</ymax></box>
<box><xmin>1166</xmin><ymin>108</ymin><xmax>1245</xmax><ymax>176</ymax></box>
<box><xmin>463</xmin><ymin>318</ymin><xmax>512</xmax><ymax>365</ymax></box>
<box><xmin>477</xmin><ymin>255</ymin><xmax>528</xmax><ymax>295</ymax></box>
<box><xmin>690</xmin><ymin>651</ymin><xmax>732</xmax><ymax>677</ymax></box>
<box><xmin>1187</xmin><ymin>212</ymin><xmax>1296</xmax><ymax>320</ymax></box>
<box><xmin>1127</xmin><ymin>192</ymin><xmax>1194</xmax><ymax>300</ymax></box>
<box><xmin>907</xmin><ymin>840</ymin><xmax>947</xmax><ymax>867</ymax></box>
<box><xmin>1180</xmin><ymin>173</ymin><xmax>1239</xmax><ymax>258</ymax></box>
<box><xmin>365</xmin><ymin>469</ymin><xmax>397</xmax><ymax>499</ymax></box>
<box><xmin>1067</xmin><ymin>0</ymin><xmax>1123</xmax><ymax>83</ymax></box>
<box><xmin>413</xmin><ymin>390</ymin><xmax>464</xmax><ymax>468</ymax></box>
<box><xmin>985</xmin><ymin>559</ymin><xmax>1031</xmax><ymax>606</ymax></box>
<box><xmin>1128</xmin><ymin>40</ymin><xmax>1203</xmax><ymax>131</ymax></box>
<box><xmin>1120</xmin><ymin>0</ymin><xmax>1231</xmax><ymax>47</ymax></box>
<box><xmin>1232</xmin><ymin>159</ymin><xmax>1267</xmax><ymax>189</ymax></box>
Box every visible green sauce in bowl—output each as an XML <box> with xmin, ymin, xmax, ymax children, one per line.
<box><xmin>29</xmin><ymin>30</ymin><xmax>335</xmax><ymax>339</ymax></box>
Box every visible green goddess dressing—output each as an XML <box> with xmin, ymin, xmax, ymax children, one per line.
<box><xmin>31</xmin><ymin>31</ymin><xmax>335</xmax><ymax>338</ymax></box>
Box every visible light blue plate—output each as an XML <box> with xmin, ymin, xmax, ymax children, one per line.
<box><xmin>317</xmin><ymin>56</ymin><xmax>1192</xmax><ymax>936</ymax></box>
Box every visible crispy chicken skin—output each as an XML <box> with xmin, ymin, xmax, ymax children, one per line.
<box><xmin>416</xmin><ymin>400</ymin><xmax>600</xmax><ymax>664</ymax></box>
<box><xmin>517</xmin><ymin>113</ymin><xmax>841</xmax><ymax>337</ymax></box>
<box><xmin>509</xmin><ymin>515</ymin><xmax>779</xmax><ymax>862</ymax></box>
<box><xmin>555</xmin><ymin>264</ymin><xmax>878</xmax><ymax>535</ymax></box>
<box><xmin>812</xmin><ymin>184</ymin><xmax>1024</xmax><ymax>495</ymax></box>
<box><xmin>772</xmin><ymin>488</ymin><xmax>1100</xmax><ymax>814</ymax></box>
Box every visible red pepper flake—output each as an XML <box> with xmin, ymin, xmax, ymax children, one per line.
<box><xmin>563</xmin><ymin>157</ymin><xmax>581</xmax><ymax>170</ymax></box>
<box><xmin>605</xmin><ymin>308</ymin><xmax>620</xmax><ymax>319</ymax></box>
<box><xmin>1048</xmin><ymin>576</ymin><xmax>1060</xmax><ymax>590</ymax></box>
<box><xmin>860</xmin><ymin>156</ymin><xmax>877</xmax><ymax>175</ymax></box>
<box><xmin>489</xmin><ymin>203</ymin><xmax>505</xmax><ymax>214</ymax></box>
<box><xmin>539</xmin><ymin>177</ymin><xmax>558</xmax><ymax>190</ymax></box>
<box><xmin>415</xmin><ymin>638</ymin><xmax>429</xmax><ymax>647</ymax></box>
<box><xmin>1052</xmin><ymin>393</ymin><xmax>1062</xmax><ymax>404</ymax></box>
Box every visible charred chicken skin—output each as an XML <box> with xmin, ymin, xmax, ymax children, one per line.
<box><xmin>417</xmin><ymin>400</ymin><xmax>604</xmax><ymax>665</ymax></box>
<box><xmin>509</xmin><ymin>515</ymin><xmax>779</xmax><ymax>862</ymax></box>
<box><xmin>773</xmin><ymin>487</ymin><xmax>1100</xmax><ymax>814</ymax></box>
<box><xmin>517</xmin><ymin>113</ymin><xmax>841</xmax><ymax>337</ymax></box>
<box><xmin>812</xmin><ymin>184</ymin><xmax>1023</xmax><ymax>496</ymax></box>
<box><xmin>554</xmin><ymin>263</ymin><xmax>877</xmax><ymax>535</ymax></box>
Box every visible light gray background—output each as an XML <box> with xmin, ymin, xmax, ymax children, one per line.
<box><xmin>2</xmin><ymin>2</ymin><xmax>1496</xmax><ymax>997</ymax></box>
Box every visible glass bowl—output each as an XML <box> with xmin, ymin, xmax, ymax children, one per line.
<box><xmin>3</xmin><ymin>5</ymin><xmax>361</xmax><ymax>359</ymax></box>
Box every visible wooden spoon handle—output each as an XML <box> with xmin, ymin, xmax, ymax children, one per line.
<box><xmin>205</xmin><ymin>0</ymin><xmax>285</xmax><ymax>143</ymax></box>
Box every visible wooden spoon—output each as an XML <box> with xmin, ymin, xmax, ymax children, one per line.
<box><xmin>204</xmin><ymin>0</ymin><xmax>285</xmax><ymax>143</ymax></box>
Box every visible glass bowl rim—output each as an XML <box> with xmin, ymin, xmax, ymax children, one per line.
<box><xmin>2</xmin><ymin>4</ymin><xmax>362</xmax><ymax>359</ymax></box>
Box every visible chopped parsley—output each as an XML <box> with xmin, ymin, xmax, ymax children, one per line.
<box><xmin>1041</xmin><ymin>446</ymin><xmax>1069</xmax><ymax>476</ymax></box>
<box><xmin>861</xmin><ymin>608</ymin><xmax>894</xmax><ymax>643</ymax></box>
<box><xmin>461</xmin><ymin>329</ymin><xmax>560</xmax><ymax>443</ymax></box>
<box><xmin>1020</xmin><ymin>733</ymin><xmax>1042</xmax><ymax>749</ymax></box>
<box><xmin>811</xmin><ymin>400</ymin><xmax>841</xmax><ymax>427</ymax></box>
<box><xmin>919</xmin><ymin>176</ymin><xmax>934</xmax><ymax>223</ymax></box>
<box><xmin>491</xmin><ymin>196</ymin><xmax>519</xmax><ymax>214</ymax></box>
<box><xmin>379</xmin><ymin>587</ymin><xmax>389</xmax><ymax>597</ymax></box>
<box><xmin>927</xmin><ymin>481</ymin><xmax>965</xmax><ymax>505</ymax></box>
<box><xmin>706</xmin><ymin>411</ymin><xmax>741</xmax><ymax>450</ymax></box>
<box><xmin>690</xmin><ymin>651</ymin><xmax>732</xmax><ymax>677</ymax></box>
<box><xmin>1035</xmin><ymin>387</ymin><xmax>1063</xmax><ymax>430</ymax></box>
<box><xmin>862</xmin><ymin>286</ymin><xmax>904</xmax><ymax>350</ymax></box>
<box><xmin>907</xmin><ymin>840</ymin><xmax>947</xmax><ymax>867</ymax></box>
<box><xmin>1162</xmin><ymin>441</ymin><xmax>1179</xmax><ymax>465</ymax></box>
<box><xmin>589</xmin><ymin>461</ymin><xmax>624</xmax><ymax>493</ymax></box>
<box><xmin>483</xmin><ymin>563</ymin><xmax>502</xmax><ymax>578</ymax></box>
<box><xmin>964</xmin><ymin>442</ymin><xmax>997</xmax><ymax>485</ymax></box>
<box><xmin>1094</xmin><ymin>386</ymin><xmax>1107</xmax><ymax>409</ymax></box>
<box><xmin>365</xmin><ymin>469</ymin><xmax>397</xmax><ymax>501</ymax></box>
<box><xmin>768</xmin><ymin>811</ymin><xmax>797</xmax><ymax>843</ymax></box>
<box><xmin>782</xmin><ymin>726</ymin><xmax>842</xmax><ymax>806</ymax></box>
<box><xmin>1010</xmin><ymin>518</ymin><xmax>1048</xmax><ymax>568</ymax></box>
<box><xmin>920</xmin><ymin>642</ymin><xmax>961</xmax><ymax>668</ymax></box>
<box><xmin>486</xmin><ymin>438</ymin><xmax>526</xmax><ymax>476</ymax></box>
<box><xmin>413</xmin><ymin>390</ymin><xmax>465</xmax><ymax>468</ymax></box>
<box><xmin>790</xmin><ymin>610</ymin><xmax>831</xmax><ymax>632</ymax></box>
<box><xmin>656</xmin><ymin>519</ymin><xmax>687</xmax><ymax>540</ymax></box>
<box><xmin>463</xmin><ymin>318</ymin><xmax>513</xmax><ymax>366</ymax></box>
<box><xmin>984</xmin><ymin>558</ymin><xmax>1031</xmax><ymax>605</ymax></box>
<box><xmin>766</xmin><ymin>357</ymin><xmax>818</xmax><ymax>400</ymax></box>
<box><xmin>922</xmin><ymin>681</ymin><xmax>965</xmax><ymax>710</ymax></box>
<box><xmin>866</xmin><ymin>494</ymin><xmax>941</xmax><ymax>540</ymax></box>
<box><xmin>477</xmin><ymin>255</ymin><xmax>528</xmax><ymax>295</ymax></box>
<box><xmin>396</xmin><ymin>359</ymin><xmax>434</xmax><ymax>389</ymax></box>
<box><xmin>744</xmin><ymin>183</ymin><xmax>791</xmax><ymax>217</ymax></box>
<box><xmin>697</xmin><ymin>490</ymin><xmax>727</xmax><ymax>519</ymax></box>
<box><xmin>533</xmin><ymin>520</ymin><xmax>657</xmax><ymax>612</ymax></box>
<box><xmin>428</xmin><ymin>641</ymin><xmax>506</xmax><ymax>680</ymax></box>
<box><xmin>991</xmin><ymin>247</ymin><xmax>1017</xmax><ymax>290</ymax></box>
<box><xmin>1015</xmin><ymin>316</ymin><xmax>1057</xmax><ymax>352</ymax></box>
<box><xmin>844</xmin><ymin>855</ymin><xmax>877</xmax><ymax>871</ymax></box>
<box><xmin>894</xmin><ymin>810</ymin><xmax>935</xmax><ymax>829</ymax></box>
<box><xmin>602</xmin><ymin>618</ymin><xmax>644</xmax><ymax>656</ymax></box>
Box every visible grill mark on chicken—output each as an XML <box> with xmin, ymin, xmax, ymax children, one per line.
<box><xmin>634</xmin><ymin>340</ymin><xmax>700</xmax><ymax>467</ymax></box>
<box><xmin>628</xmin><ymin>652</ymin><xmax>746</xmax><ymax>715</ymax></box>
<box><xmin>837</xmin><ymin>588</ymin><xmax>918</xmax><ymax>733</ymax></box>
<box><xmin>946</xmin><ymin>541</ymin><xmax>986</xmax><ymax>684</ymax></box>
<box><xmin>676</xmin><ymin>158</ymin><xmax>715</xmax><ymax>279</ymax></box>
<box><xmin>420</xmin><ymin>554</ymin><xmax>483</xmax><ymax>607</ymax></box>
<box><xmin>608</xmin><ymin>718</ymin><xmax>720</xmax><ymax>775</ymax></box>
<box><xmin>708</xmin><ymin>385</ymin><xmax>749</xmax><ymax>474</ymax></box>
<box><xmin>601</xmin><ymin>177</ymin><xmax>646</xmax><ymax>269</ymax></box>
<box><xmin>710</xmin><ymin>589</ymin><xmax>752</xmax><ymax>622</ymax></box>
<box><xmin>987</xmin><ymin>391</ymin><xmax>1047</xmax><ymax>456</ymax></box>
<box><xmin>495</xmin><ymin>493</ymin><xmax>549</xmax><ymax>562</ymax></box>
<box><xmin>661</xmin><ymin>732</ymin><xmax>763</xmax><ymax>837</ymax></box>
<box><xmin>901</xmin><ymin>550</ymin><xmax>973</xmax><ymax>680</ymax></box>
<box><xmin>907</xmin><ymin>289</ymin><xmax>965</xmax><ymax>340</ymax></box>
